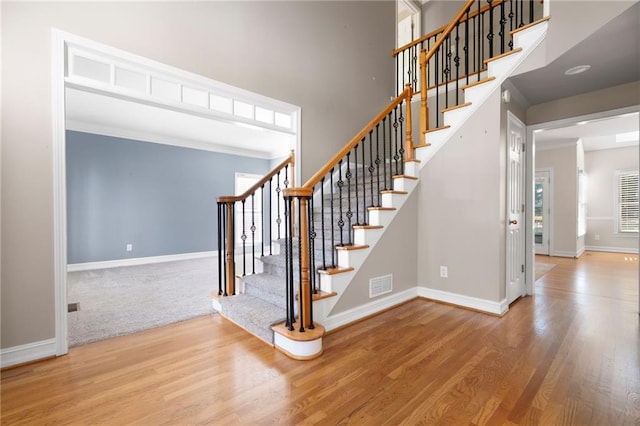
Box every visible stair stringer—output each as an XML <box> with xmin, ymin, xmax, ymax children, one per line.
<box><xmin>312</xmin><ymin>173</ymin><xmax>419</xmax><ymax>326</ymax></box>
<box><xmin>313</xmin><ymin>20</ymin><xmax>549</xmax><ymax>331</ymax></box>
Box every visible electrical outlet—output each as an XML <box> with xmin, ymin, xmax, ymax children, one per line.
<box><xmin>126</xmin><ymin>243</ymin><xmax>133</xmax><ymax>252</ymax></box>
<box><xmin>440</xmin><ymin>266</ymin><xmax>448</xmax><ymax>278</ymax></box>
<box><xmin>594</xmin><ymin>234</ymin><xmax>600</xmax><ymax>241</ymax></box>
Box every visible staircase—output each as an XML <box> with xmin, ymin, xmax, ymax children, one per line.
<box><xmin>214</xmin><ymin>0</ymin><xmax>549</xmax><ymax>359</ymax></box>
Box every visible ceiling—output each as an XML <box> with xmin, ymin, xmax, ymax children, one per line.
<box><xmin>535</xmin><ymin>112</ymin><xmax>639</xmax><ymax>151</ymax></box>
<box><xmin>65</xmin><ymin>88</ymin><xmax>295</xmax><ymax>159</ymax></box>
<box><xmin>508</xmin><ymin>2</ymin><xmax>640</xmax><ymax>106</ymax></box>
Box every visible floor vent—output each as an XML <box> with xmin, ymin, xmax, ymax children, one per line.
<box><xmin>369</xmin><ymin>274</ymin><xmax>392</xmax><ymax>298</ymax></box>
<box><xmin>68</xmin><ymin>302</ymin><xmax>80</xmax><ymax>312</ymax></box>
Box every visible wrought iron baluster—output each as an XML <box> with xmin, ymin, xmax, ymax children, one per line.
<box><xmin>260</xmin><ymin>185</ymin><xmax>265</xmax><ymax>258</ymax></box>
<box><xmin>251</xmin><ymin>193</ymin><xmax>256</xmax><ymax>274</ymax></box>
<box><xmin>296</xmin><ymin>200</ymin><xmax>304</xmax><ymax>333</ymax></box>
<box><xmin>529</xmin><ymin>0</ymin><xmax>534</xmax><ymax>24</ymax></box>
<box><xmin>445</xmin><ymin>36</ymin><xmax>450</xmax><ymax>110</ymax></box>
<box><xmin>346</xmin><ymin>153</ymin><xmax>353</xmax><ymax>245</ymax></box>
<box><xmin>488</xmin><ymin>0</ymin><xmax>495</xmax><ymax>59</ymax></box>
<box><xmin>276</xmin><ymin>171</ymin><xmax>282</xmax><ymax>239</ymax></box>
<box><xmin>320</xmin><ymin>177</ymin><xmax>326</xmax><ymax>269</ymax></box>
<box><xmin>217</xmin><ymin>203</ymin><xmax>226</xmax><ymax>296</ymax></box>
<box><xmin>268</xmin><ymin>179</ymin><xmax>273</xmax><ymax>255</ymax></box>
<box><xmin>354</xmin><ymin>145</ymin><xmax>359</xmax><ymax>226</ymax></box>
<box><xmin>393</xmin><ymin>107</ymin><xmax>400</xmax><ymax>177</ymax></box>
<box><xmin>398</xmin><ymin>101</ymin><xmax>405</xmax><ymax>176</ymax></box>
<box><xmin>465</xmin><ymin>8</ymin><xmax>470</xmax><ymax>84</ymax></box>
<box><xmin>375</xmin><ymin>123</ymin><xmax>381</xmax><ymax>207</ymax></box>
<box><xmin>519</xmin><ymin>0</ymin><xmax>524</xmax><ymax>27</ymax></box>
<box><xmin>508</xmin><ymin>0</ymin><xmax>514</xmax><ymax>49</ymax></box>
<box><xmin>361</xmin><ymin>138</ymin><xmax>367</xmax><ymax>222</ymax></box>
<box><xmin>382</xmin><ymin>117</ymin><xmax>388</xmax><ymax>190</ymax></box>
<box><xmin>241</xmin><ymin>199</ymin><xmax>246</xmax><ymax>276</ymax></box>
<box><xmin>337</xmin><ymin>159</ymin><xmax>345</xmax><ymax>246</ymax></box>
<box><xmin>284</xmin><ymin>195</ymin><xmax>293</xmax><ymax>330</ymax></box>
<box><xmin>308</xmin><ymin>193</ymin><xmax>317</xmax><ymax>294</ymax></box>
<box><xmin>499</xmin><ymin>0</ymin><xmax>506</xmax><ymax>54</ymax></box>
<box><xmin>455</xmin><ymin>24</ymin><xmax>460</xmax><ymax>104</ymax></box>
<box><xmin>221</xmin><ymin>203</ymin><xmax>227</xmax><ymax>296</ymax></box>
<box><xmin>329</xmin><ymin>168</ymin><xmax>336</xmax><ymax>268</ymax></box>
<box><xmin>435</xmin><ymin>45</ymin><xmax>440</xmax><ymax>128</ymax></box>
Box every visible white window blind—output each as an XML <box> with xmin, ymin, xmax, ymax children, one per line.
<box><xmin>616</xmin><ymin>170</ymin><xmax>639</xmax><ymax>233</ymax></box>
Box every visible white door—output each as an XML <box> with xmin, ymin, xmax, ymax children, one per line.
<box><xmin>506</xmin><ymin>112</ymin><xmax>526</xmax><ymax>304</ymax></box>
<box><xmin>534</xmin><ymin>170</ymin><xmax>551</xmax><ymax>255</ymax></box>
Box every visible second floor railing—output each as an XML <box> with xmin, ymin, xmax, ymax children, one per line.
<box><xmin>393</xmin><ymin>0</ymin><xmax>542</xmax><ymax>131</ymax></box>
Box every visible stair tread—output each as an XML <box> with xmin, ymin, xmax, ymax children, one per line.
<box><xmin>218</xmin><ymin>294</ymin><xmax>287</xmax><ymax>344</ymax></box>
<box><xmin>484</xmin><ymin>47</ymin><xmax>523</xmax><ymax>65</ymax></box>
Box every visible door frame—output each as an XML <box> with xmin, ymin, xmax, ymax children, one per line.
<box><xmin>534</xmin><ymin>168</ymin><xmax>553</xmax><ymax>255</ymax></box>
<box><xmin>526</xmin><ymin>104</ymin><xmax>640</xmax><ymax>297</ymax></box>
<box><xmin>52</xmin><ymin>29</ymin><xmax>302</xmax><ymax>355</ymax></box>
<box><xmin>506</xmin><ymin>110</ymin><xmax>527</xmax><ymax>304</ymax></box>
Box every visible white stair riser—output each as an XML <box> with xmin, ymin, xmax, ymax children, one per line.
<box><xmin>337</xmin><ymin>248</ymin><xmax>368</xmax><ymax>268</ymax></box>
<box><xmin>392</xmin><ymin>177</ymin><xmax>418</xmax><ymax>192</ymax></box>
<box><xmin>463</xmin><ymin>82</ymin><xmax>495</xmax><ymax>105</ymax></box>
<box><xmin>443</xmin><ymin>105</ymin><xmax>472</xmax><ymax>127</ymax></box>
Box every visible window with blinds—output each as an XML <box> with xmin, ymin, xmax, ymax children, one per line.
<box><xmin>616</xmin><ymin>170</ymin><xmax>639</xmax><ymax>234</ymax></box>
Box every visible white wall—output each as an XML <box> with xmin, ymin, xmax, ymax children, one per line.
<box><xmin>585</xmin><ymin>146</ymin><xmax>640</xmax><ymax>253</ymax></box>
<box><xmin>0</xmin><ymin>1</ymin><xmax>395</xmax><ymax>351</ymax></box>
<box><xmin>536</xmin><ymin>142</ymin><xmax>580</xmax><ymax>257</ymax></box>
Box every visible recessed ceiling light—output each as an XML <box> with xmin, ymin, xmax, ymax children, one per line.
<box><xmin>565</xmin><ymin>65</ymin><xmax>591</xmax><ymax>76</ymax></box>
<box><xmin>616</xmin><ymin>131</ymin><xmax>639</xmax><ymax>143</ymax></box>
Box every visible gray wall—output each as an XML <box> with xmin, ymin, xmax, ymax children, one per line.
<box><xmin>536</xmin><ymin>144</ymin><xmax>580</xmax><ymax>257</ymax></box>
<box><xmin>417</xmin><ymin>90</ymin><xmax>505</xmax><ymax>303</ymax></box>
<box><xmin>1</xmin><ymin>1</ymin><xmax>394</xmax><ymax>349</ymax></box>
<box><xmin>66</xmin><ymin>131</ymin><xmax>270</xmax><ymax>264</ymax></box>
<box><xmin>585</xmin><ymin>146</ymin><xmax>640</xmax><ymax>252</ymax></box>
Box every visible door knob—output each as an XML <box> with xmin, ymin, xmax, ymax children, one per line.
<box><xmin>510</xmin><ymin>219</ymin><xmax>518</xmax><ymax>225</ymax></box>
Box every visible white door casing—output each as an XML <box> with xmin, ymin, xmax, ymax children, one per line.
<box><xmin>507</xmin><ymin>111</ymin><xmax>526</xmax><ymax>305</ymax></box>
<box><xmin>534</xmin><ymin>170</ymin><xmax>551</xmax><ymax>255</ymax></box>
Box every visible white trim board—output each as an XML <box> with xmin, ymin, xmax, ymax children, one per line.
<box><xmin>1</xmin><ymin>339</ymin><xmax>57</xmax><ymax>369</ymax></box>
<box><xmin>585</xmin><ymin>246</ymin><xmax>639</xmax><ymax>254</ymax></box>
<box><xmin>67</xmin><ymin>251</ymin><xmax>217</xmax><ymax>272</ymax></box>
<box><xmin>322</xmin><ymin>287</ymin><xmax>418</xmax><ymax>332</ymax></box>
<box><xmin>417</xmin><ymin>287</ymin><xmax>509</xmax><ymax>316</ymax></box>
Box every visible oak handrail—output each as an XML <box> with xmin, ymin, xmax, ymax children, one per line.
<box><xmin>217</xmin><ymin>151</ymin><xmax>294</xmax><ymax>203</ymax></box>
<box><xmin>392</xmin><ymin>0</ymin><xmax>507</xmax><ymax>57</ymax></box>
<box><xmin>302</xmin><ymin>86</ymin><xmax>412</xmax><ymax>189</ymax></box>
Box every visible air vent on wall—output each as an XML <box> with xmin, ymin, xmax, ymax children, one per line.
<box><xmin>369</xmin><ymin>274</ymin><xmax>392</xmax><ymax>298</ymax></box>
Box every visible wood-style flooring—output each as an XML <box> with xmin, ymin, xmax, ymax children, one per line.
<box><xmin>2</xmin><ymin>251</ymin><xmax>638</xmax><ymax>424</ymax></box>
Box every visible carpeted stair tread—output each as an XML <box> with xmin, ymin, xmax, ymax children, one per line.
<box><xmin>243</xmin><ymin>273</ymin><xmax>288</xmax><ymax>309</ymax></box>
<box><xmin>218</xmin><ymin>293</ymin><xmax>286</xmax><ymax>344</ymax></box>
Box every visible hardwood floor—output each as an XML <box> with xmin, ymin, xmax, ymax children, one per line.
<box><xmin>2</xmin><ymin>251</ymin><xmax>638</xmax><ymax>425</ymax></box>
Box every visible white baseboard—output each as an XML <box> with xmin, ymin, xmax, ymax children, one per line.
<box><xmin>322</xmin><ymin>287</ymin><xmax>418</xmax><ymax>332</ymax></box>
<box><xmin>417</xmin><ymin>287</ymin><xmax>509</xmax><ymax>316</ymax></box>
<box><xmin>67</xmin><ymin>250</ymin><xmax>218</xmax><ymax>272</ymax></box>
<box><xmin>585</xmin><ymin>246</ymin><xmax>639</xmax><ymax>254</ymax></box>
<box><xmin>552</xmin><ymin>250</ymin><xmax>580</xmax><ymax>258</ymax></box>
<box><xmin>1</xmin><ymin>339</ymin><xmax>57</xmax><ymax>368</ymax></box>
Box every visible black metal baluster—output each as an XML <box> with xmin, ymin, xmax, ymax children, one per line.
<box><xmin>382</xmin><ymin>117</ymin><xmax>388</xmax><ymax>190</ymax></box>
<box><xmin>445</xmin><ymin>36</ymin><xmax>450</xmax><ymax>110</ymax></box>
<box><xmin>477</xmin><ymin>0</ymin><xmax>482</xmax><ymax>72</ymax></box>
<box><xmin>455</xmin><ymin>23</ymin><xmax>460</xmax><ymax>104</ymax></box>
<box><xmin>488</xmin><ymin>0</ymin><xmax>495</xmax><ymax>59</ymax></box>
<box><xmin>221</xmin><ymin>203</ymin><xmax>227</xmax><ymax>296</ymax></box>
<box><xmin>251</xmin><ymin>193</ymin><xmax>256</xmax><ymax>274</ymax></box>
<box><xmin>369</xmin><ymin>130</ymin><xmax>379</xmax><ymax>206</ymax></box>
<box><xmin>529</xmin><ymin>0</ymin><xmax>534</xmax><ymax>24</ymax></box>
<box><xmin>499</xmin><ymin>0</ymin><xmax>506</xmax><ymax>54</ymax></box>
<box><xmin>297</xmin><ymin>198</ymin><xmax>305</xmax><ymax>333</ymax></box>
<box><xmin>329</xmin><ymin>168</ymin><xmax>336</xmax><ymax>268</ymax></box>
<box><xmin>308</xmin><ymin>193</ymin><xmax>317</xmax><ymax>294</ymax></box>
<box><xmin>337</xmin><ymin>159</ymin><xmax>345</xmax><ymax>246</ymax></box>
<box><xmin>260</xmin><ymin>185</ymin><xmax>265</xmax><ymax>258</ymax></box>
<box><xmin>268</xmin><ymin>179</ymin><xmax>273</xmax><ymax>255</ymax></box>
<box><xmin>241</xmin><ymin>199</ymin><xmax>246</xmax><ymax>276</ymax></box>
<box><xmin>354</xmin><ymin>145</ymin><xmax>360</xmax><ymax>225</ymax></box>
<box><xmin>217</xmin><ymin>203</ymin><xmax>223</xmax><ymax>295</ymax></box>
<box><xmin>284</xmin><ymin>195</ymin><xmax>293</xmax><ymax>330</ymax></box>
<box><xmin>519</xmin><ymin>0</ymin><xmax>524</xmax><ymax>27</ymax></box>
<box><xmin>398</xmin><ymin>101</ymin><xmax>405</xmax><ymax>176</ymax></box>
<box><xmin>375</xmin><ymin>123</ymin><xmax>381</xmax><ymax>207</ymax></box>
<box><xmin>320</xmin><ymin>177</ymin><xmax>326</xmax><ymax>269</ymax></box>
<box><xmin>276</xmin><ymin>171</ymin><xmax>282</xmax><ymax>240</ymax></box>
<box><xmin>412</xmin><ymin>46</ymin><xmax>418</xmax><ymax>93</ymax></box>
<box><xmin>393</xmin><ymin>107</ymin><xmax>400</xmax><ymax>176</ymax></box>
<box><xmin>465</xmin><ymin>7</ymin><xmax>470</xmax><ymax>84</ymax></box>
<box><xmin>361</xmin><ymin>138</ymin><xmax>367</xmax><ymax>221</ymax></box>
<box><xmin>435</xmin><ymin>45</ymin><xmax>440</xmax><ymax>128</ymax></box>
<box><xmin>346</xmin><ymin>153</ymin><xmax>353</xmax><ymax>245</ymax></box>
<box><xmin>509</xmin><ymin>0</ymin><xmax>515</xmax><ymax>49</ymax></box>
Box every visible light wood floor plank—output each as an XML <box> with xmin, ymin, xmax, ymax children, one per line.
<box><xmin>1</xmin><ymin>251</ymin><xmax>638</xmax><ymax>424</ymax></box>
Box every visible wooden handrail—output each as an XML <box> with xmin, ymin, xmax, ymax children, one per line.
<box><xmin>217</xmin><ymin>151</ymin><xmax>294</xmax><ymax>203</ymax></box>
<box><xmin>392</xmin><ymin>0</ymin><xmax>508</xmax><ymax>57</ymax></box>
<box><xmin>302</xmin><ymin>86</ymin><xmax>412</xmax><ymax>189</ymax></box>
